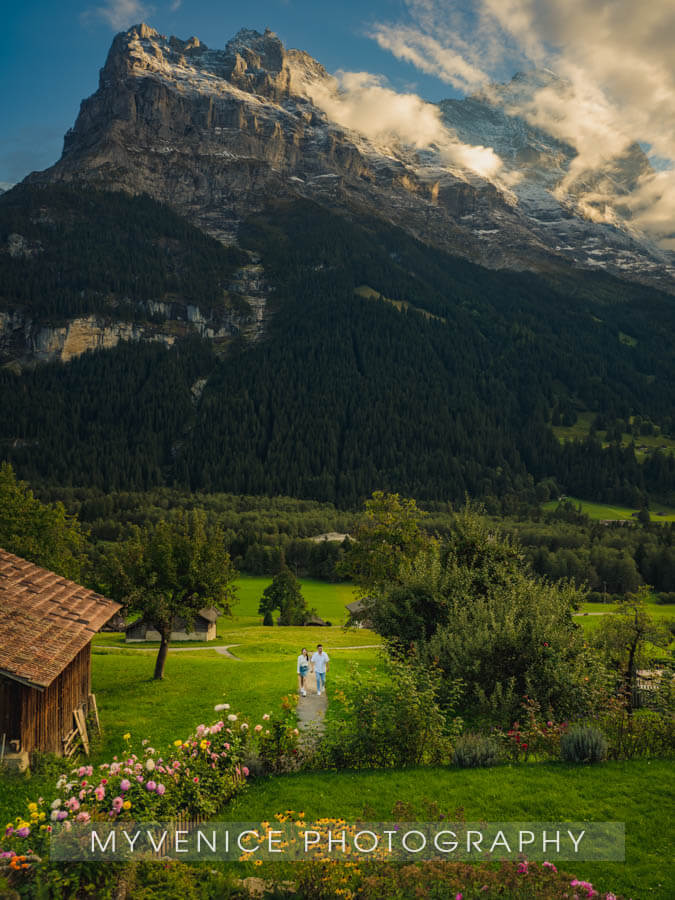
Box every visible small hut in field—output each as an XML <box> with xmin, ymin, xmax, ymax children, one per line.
<box><xmin>125</xmin><ymin>607</ymin><xmax>219</xmax><ymax>642</ymax></box>
<box><xmin>0</xmin><ymin>548</ymin><xmax>120</xmax><ymax>757</ymax></box>
<box><xmin>345</xmin><ymin>599</ymin><xmax>374</xmax><ymax>630</ymax></box>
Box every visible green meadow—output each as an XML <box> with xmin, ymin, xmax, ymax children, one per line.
<box><xmin>542</xmin><ymin>496</ymin><xmax>675</xmax><ymax>522</ymax></box>
<box><xmin>1</xmin><ymin>575</ymin><xmax>672</xmax><ymax>898</ymax></box>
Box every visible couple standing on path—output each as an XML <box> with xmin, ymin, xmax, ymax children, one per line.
<box><xmin>297</xmin><ymin>644</ymin><xmax>329</xmax><ymax>697</ymax></box>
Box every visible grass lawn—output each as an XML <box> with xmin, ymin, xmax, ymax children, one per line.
<box><xmin>574</xmin><ymin>600</ymin><xmax>675</xmax><ymax>661</ymax></box>
<box><xmin>92</xmin><ymin>575</ymin><xmax>360</xmax><ymax>650</ymax></box>
<box><xmin>575</xmin><ymin>600</ymin><xmax>675</xmax><ymax>626</ymax></box>
<box><xmin>223</xmin><ymin>761</ymin><xmax>674</xmax><ymax>900</ymax></box>
<box><xmin>542</xmin><ymin>496</ymin><xmax>675</xmax><ymax>522</ymax></box>
<box><xmin>0</xmin><ymin>616</ymin><xmax>381</xmax><ymax>824</ymax></box>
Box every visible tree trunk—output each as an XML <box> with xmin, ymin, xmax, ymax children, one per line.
<box><xmin>154</xmin><ymin>632</ymin><xmax>170</xmax><ymax>680</ymax></box>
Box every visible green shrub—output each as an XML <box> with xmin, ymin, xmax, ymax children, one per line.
<box><xmin>317</xmin><ymin>656</ymin><xmax>461</xmax><ymax>769</ymax></box>
<box><xmin>560</xmin><ymin>725</ymin><xmax>608</xmax><ymax>763</ymax></box>
<box><xmin>262</xmin><ymin>610</ymin><xmax>274</xmax><ymax>626</ymax></box>
<box><xmin>598</xmin><ymin>696</ymin><xmax>675</xmax><ymax>760</ymax></box>
<box><xmin>452</xmin><ymin>732</ymin><xmax>501</xmax><ymax>768</ymax></box>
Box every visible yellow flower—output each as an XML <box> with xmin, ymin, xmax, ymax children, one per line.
<box><xmin>38</xmin><ymin>812</ymin><xmax>46</xmax><ymax>821</ymax></box>
<box><xmin>173</xmin><ymin>739</ymin><xmax>182</xmax><ymax>747</ymax></box>
<box><xmin>253</xmin><ymin>859</ymin><xmax>263</xmax><ymax>867</ymax></box>
<box><xmin>199</xmin><ymin>740</ymin><xmax>208</xmax><ymax>750</ymax></box>
<box><xmin>123</xmin><ymin>733</ymin><xmax>131</xmax><ymax>740</ymax></box>
<box><xmin>123</xmin><ymin>801</ymin><xmax>131</xmax><ymax>811</ymax></box>
<box><xmin>27</xmin><ymin>803</ymin><xmax>38</xmax><ymax>813</ymax></box>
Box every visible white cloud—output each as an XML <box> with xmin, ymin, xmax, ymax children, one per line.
<box><xmin>82</xmin><ymin>0</ymin><xmax>154</xmax><ymax>31</ymax></box>
<box><xmin>371</xmin><ymin>0</ymin><xmax>675</xmax><ymax>246</ymax></box>
<box><xmin>294</xmin><ymin>68</ymin><xmax>502</xmax><ymax>179</ymax></box>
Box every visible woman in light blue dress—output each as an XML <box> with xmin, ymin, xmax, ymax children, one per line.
<box><xmin>297</xmin><ymin>647</ymin><xmax>310</xmax><ymax>696</ymax></box>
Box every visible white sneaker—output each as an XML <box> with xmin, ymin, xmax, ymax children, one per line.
<box><xmin>301</xmin><ymin>689</ymin><xmax>306</xmax><ymax>696</ymax></box>
<box><xmin>317</xmin><ymin>690</ymin><xmax>322</xmax><ymax>696</ymax></box>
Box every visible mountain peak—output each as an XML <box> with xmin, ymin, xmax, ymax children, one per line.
<box><xmin>224</xmin><ymin>27</ymin><xmax>286</xmax><ymax>73</ymax></box>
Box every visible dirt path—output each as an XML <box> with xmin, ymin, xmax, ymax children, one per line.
<box><xmin>96</xmin><ymin>644</ymin><xmax>242</xmax><ymax>658</ymax></box>
<box><xmin>296</xmin><ymin>682</ymin><xmax>328</xmax><ymax>751</ymax></box>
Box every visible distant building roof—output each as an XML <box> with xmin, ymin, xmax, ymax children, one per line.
<box><xmin>304</xmin><ymin>614</ymin><xmax>328</xmax><ymax>626</ymax></box>
<box><xmin>310</xmin><ymin>532</ymin><xmax>351</xmax><ymax>543</ymax></box>
<box><xmin>124</xmin><ymin>606</ymin><xmax>220</xmax><ymax>632</ymax></box>
<box><xmin>346</xmin><ymin>599</ymin><xmax>366</xmax><ymax>614</ymax></box>
<box><xmin>0</xmin><ymin>548</ymin><xmax>121</xmax><ymax>690</ymax></box>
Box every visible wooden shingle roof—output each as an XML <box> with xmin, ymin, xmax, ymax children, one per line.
<box><xmin>0</xmin><ymin>548</ymin><xmax>121</xmax><ymax>690</ymax></box>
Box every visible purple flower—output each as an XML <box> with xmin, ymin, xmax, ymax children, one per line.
<box><xmin>146</xmin><ymin>780</ymin><xmax>157</xmax><ymax>792</ymax></box>
<box><xmin>56</xmin><ymin>810</ymin><xmax>68</xmax><ymax>821</ymax></box>
<box><xmin>15</xmin><ymin>826</ymin><xmax>30</xmax><ymax>838</ymax></box>
<box><xmin>156</xmin><ymin>784</ymin><xmax>166</xmax><ymax>795</ymax></box>
<box><xmin>120</xmin><ymin>779</ymin><xmax>131</xmax><ymax>792</ymax></box>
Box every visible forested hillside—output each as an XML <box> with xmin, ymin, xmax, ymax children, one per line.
<box><xmin>1</xmin><ymin>192</ymin><xmax>674</xmax><ymax>507</ymax></box>
<box><xmin>0</xmin><ymin>184</ymin><xmax>248</xmax><ymax>318</ymax></box>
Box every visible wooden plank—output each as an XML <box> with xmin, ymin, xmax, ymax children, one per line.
<box><xmin>88</xmin><ymin>693</ymin><xmax>100</xmax><ymax>734</ymax></box>
<box><xmin>62</xmin><ymin>726</ymin><xmax>80</xmax><ymax>758</ymax></box>
<box><xmin>74</xmin><ymin>707</ymin><xmax>89</xmax><ymax>755</ymax></box>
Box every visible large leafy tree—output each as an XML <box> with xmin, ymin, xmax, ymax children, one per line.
<box><xmin>355</xmin><ymin>501</ymin><xmax>599</xmax><ymax>720</ymax></box>
<box><xmin>258</xmin><ymin>567</ymin><xmax>309</xmax><ymax>625</ymax></box>
<box><xmin>0</xmin><ymin>462</ymin><xmax>86</xmax><ymax>580</ymax></box>
<box><xmin>341</xmin><ymin>491</ymin><xmax>427</xmax><ymax>600</ymax></box>
<box><xmin>106</xmin><ymin>510</ymin><xmax>237</xmax><ymax>679</ymax></box>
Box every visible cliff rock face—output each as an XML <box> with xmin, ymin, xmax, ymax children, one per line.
<box><xmin>27</xmin><ymin>25</ymin><xmax>673</xmax><ymax>289</ymax></box>
<box><xmin>0</xmin><ymin>265</ymin><xmax>266</xmax><ymax>366</ymax></box>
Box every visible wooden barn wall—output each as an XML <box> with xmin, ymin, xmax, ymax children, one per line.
<box><xmin>0</xmin><ymin>677</ymin><xmax>22</xmax><ymax>746</ymax></box>
<box><xmin>19</xmin><ymin>645</ymin><xmax>91</xmax><ymax>755</ymax></box>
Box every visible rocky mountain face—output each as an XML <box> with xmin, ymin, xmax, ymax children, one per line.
<box><xmin>0</xmin><ymin>280</ymin><xmax>262</xmax><ymax>367</ymax></box>
<box><xmin>27</xmin><ymin>24</ymin><xmax>673</xmax><ymax>292</ymax></box>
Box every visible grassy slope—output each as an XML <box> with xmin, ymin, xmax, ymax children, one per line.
<box><xmin>542</xmin><ymin>495</ymin><xmax>675</xmax><ymax>522</ymax></box>
<box><xmin>223</xmin><ymin>762</ymin><xmax>674</xmax><ymax>900</ymax></box>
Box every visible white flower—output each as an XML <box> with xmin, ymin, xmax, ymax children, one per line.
<box><xmin>227</xmin><ymin>714</ymin><xmax>237</xmax><ymax>722</ymax></box>
<box><xmin>50</xmin><ymin>810</ymin><xmax>60</xmax><ymax>822</ymax></box>
<box><xmin>145</xmin><ymin>759</ymin><xmax>156</xmax><ymax>772</ymax></box>
<box><xmin>51</xmin><ymin>799</ymin><xmax>62</xmax><ymax>810</ymax></box>
<box><xmin>240</xmin><ymin>723</ymin><xmax>249</xmax><ymax>731</ymax></box>
<box><xmin>214</xmin><ymin>704</ymin><xmax>229</xmax><ymax>712</ymax></box>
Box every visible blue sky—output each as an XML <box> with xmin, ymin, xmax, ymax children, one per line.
<box><xmin>0</xmin><ymin>0</ymin><xmax>472</xmax><ymax>186</ymax></box>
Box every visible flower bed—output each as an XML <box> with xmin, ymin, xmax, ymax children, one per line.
<box><xmin>1</xmin><ymin>702</ymin><xmax>299</xmax><ymax>896</ymax></box>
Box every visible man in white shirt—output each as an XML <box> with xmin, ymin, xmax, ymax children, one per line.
<box><xmin>310</xmin><ymin>644</ymin><xmax>330</xmax><ymax>696</ymax></box>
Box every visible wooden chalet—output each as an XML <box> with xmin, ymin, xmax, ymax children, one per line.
<box><xmin>125</xmin><ymin>607</ymin><xmax>219</xmax><ymax>642</ymax></box>
<box><xmin>345</xmin><ymin>599</ymin><xmax>373</xmax><ymax>629</ymax></box>
<box><xmin>0</xmin><ymin>548</ymin><xmax>120</xmax><ymax>756</ymax></box>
